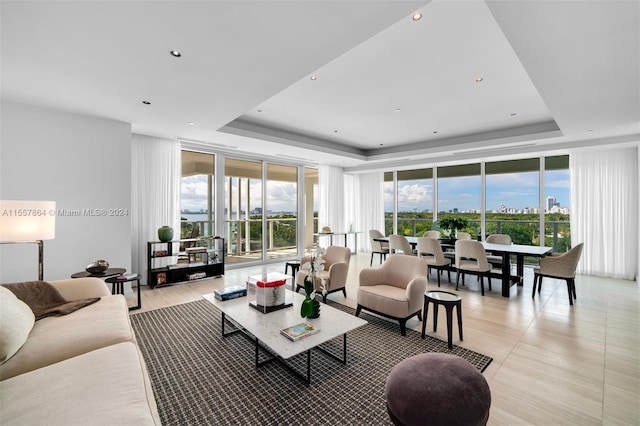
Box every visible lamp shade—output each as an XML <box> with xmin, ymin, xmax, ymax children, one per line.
<box><xmin>0</xmin><ymin>200</ymin><xmax>56</xmax><ymax>241</ymax></box>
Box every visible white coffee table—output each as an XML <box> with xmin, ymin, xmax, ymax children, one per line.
<box><xmin>202</xmin><ymin>289</ymin><xmax>367</xmax><ymax>384</ymax></box>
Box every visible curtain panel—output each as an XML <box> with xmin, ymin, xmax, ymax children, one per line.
<box><xmin>131</xmin><ymin>134</ymin><xmax>181</xmax><ymax>285</ymax></box>
<box><xmin>318</xmin><ymin>165</ymin><xmax>344</xmax><ymax>239</ymax></box>
<box><xmin>570</xmin><ymin>146</ymin><xmax>638</xmax><ymax>280</ymax></box>
<box><xmin>355</xmin><ymin>172</ymin><xmax>385</xmax><ymax>252</ymax></box>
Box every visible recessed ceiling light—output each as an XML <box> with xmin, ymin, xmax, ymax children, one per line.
<box><xmin>412</xmin><ymin>13</ymin><xmax>422</xmax><ymax>21</ymax></box>
<box><xmin>587</xmin><ymin>129</ymin><xmax>594</xmax><ymax>132</ymax></box>
<box><xmin>188</xmin><ymin>122</ymin><xmax>195</xmax><ymax>126</ymax></box>
<box><xmin>257</xmin><ymin>109</ymin><xmax>262</xmax><ymax>113</ymax></box>
<box><xmin>433</xmin><ymin>131</ymin><xmax>438</xmax><ymax>134</ymax></box>
<box><xmin>170</xmin><ymin>50</ymin><xmax>181</xmax><ymax>57</ymax></box>
<box><xmin>395</xmin><ymin>108</ymin><xmax>402</xmax><ymax>112</ymax></box>
<box><xmin>475</xmin><ymin>77</ymin><xmax>483</xmax><ymax>82</ymax></box>
<box><xmin>334</xmin><ymin>130</ymin><xmax>338</xmax><ymax>133</ymax></box>
<box><xmin>510</xmin><ymin>112</ymin><xmax>517</xmax><ymax>116</ymax></box>
<box><xmin>142</xmin><ymin>101</ymin><xmax>151</xmax><ymax>105</ymax></box>
<box><xmin>380</xmin><ymin>143</ymin><xmax>384</xmax><ymax>146</ymax></box>
<box><xmin>310</xmin><ymin>76</ymin><xmax>317</xmax><ymax>81</ymax></box>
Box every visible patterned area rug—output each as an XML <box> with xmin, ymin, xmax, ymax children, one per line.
<box><xmin>131</xmin><ymin>299</ymin><xmax>492</xmax><ymax>425</ymax></box>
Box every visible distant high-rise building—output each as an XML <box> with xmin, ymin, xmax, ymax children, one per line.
<box><xmin>546</xmin><ymin>196</ymin><xmax>557</xmax><ymax>212</ymax></box>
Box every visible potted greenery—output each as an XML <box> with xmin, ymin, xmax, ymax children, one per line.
<box><xmin>437</xmin><ymin>216</ymin><xmax>469</xmax><ymax>242</ymax></box>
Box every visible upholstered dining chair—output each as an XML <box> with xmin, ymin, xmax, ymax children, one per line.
<box><xmin>295</xmin><ymin>245</ymin><xmax>351</xmax><ymax>303</ymax></box>
<box><xmin>416</xmin><ymin>237</ymin><xmax>451</xmax><ymax>286</ymax></box>
<box><xmin>456</xmin><ymin>232</ymin><xmax>472</xmax><ymax>240</ymax></box>
<box><xmin>485</xmin><ymin>233</ymin><xmax>512</xmax><ymax>269</ymax></box>
<box><xmin>389</xmin><ymin>234</ymin><xmax>414</xmax><ymax>255</ymax></box>
<box><xmin>532</xmin><ymin>243</ymin><xmax>584</xmax><ymax>305</ymax></box>
<box><xmin>357</xmin><ymin>254</ymin><xmax>428</xmax><ymax>335</ymax></box>
<box><xmin>369</xmin><ymin>229</ymin><xmax>390</xmax><ymax>266</ymax></box>
<box><xmin>422</xmin><ymin>230</ymin><xmax>441</xmax><ymax>239</ymax></box>
<box><xmin>454</xmin><ymin>240</ymin><xmax>497</xmax><ymax>296</ymax></box>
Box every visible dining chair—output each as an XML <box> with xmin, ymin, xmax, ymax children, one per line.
<box><xmin>454</xmin><ymin>240</ymin><xmax>496</xmax><ymax>296</ymax></box>
<box><xmin>456</xmin><ymin>232</ymin><xmax>472</xmax><ymax>240</ymax></box>
<box><xmin>532</xmin><ymin>243</ymin><xmax>584</xmax><ymax>305</ymax></box>
<box><xmin>369</xmin><ymin>230</ymin><xmax>390</xmax><ymax>266</ymax></box>
<box><xmin>389</xmin><ymin>234</ymin><xmax>414</xmax><ymax>255</ymax></box>
<box><xmin>485</xmin><ymin>233</ymin><xmax>512</xmax><ymax>269</ymax></box>
<box><xmin>357</xmin><ymin>254</ymin><xmax>428</xmax><ymax>335</ymax></box>
<box><xmin>422</xmin><ymin>230</ymin><xmax>441</xmax><ymax>239</ymax></box>
<box><xmin>416</xmin><ymin>237</ymin><xmax>451</xmax><ymax>286</ymax></box>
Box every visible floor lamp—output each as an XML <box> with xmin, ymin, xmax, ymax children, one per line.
<box><xmin>0</xmin><ymin>200</ymin><xmax>56</xmax><ymax>281</ymax></box>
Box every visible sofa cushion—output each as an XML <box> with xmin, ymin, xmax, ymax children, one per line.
<box><xmin>0</xmin><ymin>287</ymin><xmax>35</xmax><ymax>365</ymax></box>
<box><xmin>0</xmin><ymin>294</ymin><xmax>134</xmax><ymax>380</ymax></box>
<box><xmin>0</xmin><ymin>342</ymin><xmax>161</xmax><ymax>425</ymax></box>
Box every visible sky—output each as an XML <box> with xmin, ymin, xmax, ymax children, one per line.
<box><xmin>385</xmin><ymin>170</ymin><xmax>570</xmax><ymax>213</ymax></box>
<box><xmin>181</xmin><ymin>170</ymin><xmax>570</xmax><ymax>215</ymax></box>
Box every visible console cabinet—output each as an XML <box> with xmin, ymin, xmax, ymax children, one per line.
<box><xmin>147</xmin><ymin>236</ymin><xmax>224</xmax><ymax>288</ymax></box>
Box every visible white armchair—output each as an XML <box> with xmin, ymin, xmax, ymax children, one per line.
<box><xmin>356</xmin><ymin>254</ymin><xmax>428</xmax><ymax>335</ymax></box>
<box><xmin>296</xmin><ymin>245</ymin><xmax>351</xmax><ymax>303</ymax></box>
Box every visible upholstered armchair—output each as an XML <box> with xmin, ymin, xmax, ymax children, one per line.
<box><xmin>356</xmin><ymin>254</ymin><xmax>428</xmax><ymax>335</ymax></box>
<box><xmin>296</xmin><ymin>245</ymin><xmax>351</xmax><ymax>303</ymax></box>
<box><xmin>532</xmin><ymin>243</ymin><xmax>584</xmax><ymax>305</ymax></box>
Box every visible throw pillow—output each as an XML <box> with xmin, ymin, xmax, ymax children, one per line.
<box><xmin>0</xmin><ymin>286</ymin><xmax>35</xmax><ymax>364</ymax></box>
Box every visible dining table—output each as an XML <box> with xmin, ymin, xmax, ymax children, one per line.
<box><xmin>372</xmin><ymin>236</ymin><xmax>552</xmax><ymax>298</ymax></box>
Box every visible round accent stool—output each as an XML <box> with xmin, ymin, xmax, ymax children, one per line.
<box><xmin>422</xmin><ymin>290</ymin><xmax>463</xmax><ymax>349</ymax></box>
<box><xmin>385</xmin><ymin>353</ymin><xmax>491</xmax><ymax>426</ymax></box>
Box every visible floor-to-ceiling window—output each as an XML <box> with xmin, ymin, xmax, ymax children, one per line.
<box><xmin>396</xmin><ymin>169</ymin><xmax>433</xmax><ymax>236</ymax></box>
<box><xmin>383</xmin><ymin>172</ymin><xmax>395</xmax><ymax>235</ymax></box>
<box><xmin>544</xmin><ymin>155</ymin><xmax>571</xmax><ymax>252</ymax></box>
<box><xmin>180</xmin><ymin>151</ymin><xmax>214</xmax><ymax>238</ymax></box>
<box><xmin>436</xmin><ymin>163</ymin><xmax>481</xmax><ymax>238</ymax></box>
<box><xmin>266</xmin><ymin>164</ymin><xmax>297</xmax><ymax>259</ymax></box>
<box><xmin>224</xmin><ymin>158</ymin><xmax>262</xmax><ymax>264</ymax></box>
<box><xmin>485</xmin><ymin>158</ymin><xmax>540</xmax><ymax>244</ymax></box>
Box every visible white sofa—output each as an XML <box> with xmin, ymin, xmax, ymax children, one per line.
<box><xmin>0</xmin><ymin>278</ymin><xmax>161</xmax><ymax>425</ymax></box>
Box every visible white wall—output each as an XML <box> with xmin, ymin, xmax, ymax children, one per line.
<box><xmin>0</xmin><ymin>101</ymin><xmax>132</xmax><ymax>282</ymax></box>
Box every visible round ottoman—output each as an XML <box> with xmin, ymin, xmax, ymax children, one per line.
<box><xmin>385</xmin><ymin>353</ymin><xmax>491</xmax><ymax>426</ymax></box>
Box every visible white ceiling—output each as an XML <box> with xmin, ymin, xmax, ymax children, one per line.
<box><xmin>2</xmin><ymin>0</ymin><xmax>638</xmax><ymax>171</ymax></box>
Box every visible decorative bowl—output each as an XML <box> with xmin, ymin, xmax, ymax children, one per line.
<box><xmin>86</xmin><ymin>259</ymin><xmax>109</xmax><ymax>274</ymax></box>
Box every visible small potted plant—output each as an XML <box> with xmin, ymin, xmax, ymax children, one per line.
<box><xmin>437</xmin><ymin>216</ymin><xmax>469</xmax><ymax>242</ymax></box>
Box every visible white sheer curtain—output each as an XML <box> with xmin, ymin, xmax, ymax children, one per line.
<box><xmin>355</xmin><ymin>172</ymin><xmax>385</xmax><ymax>252</ymax></box>
<box><xmin>570</xmin><ymin>146</ymin><xmax>638</xmax><ymax>280</ymax></box>
<box><xmin>131</xmin><ymin>134</ymin><xmax>181</xmax><ymax>285</ymax></box>
<box><xmin>318</xmin><ymin>165</ymin><xmax>344</xmax><ymax>240</ymax></box>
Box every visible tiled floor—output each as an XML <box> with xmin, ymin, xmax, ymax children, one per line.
<box><xmin>131</xmin><ymin>252</ymin><xmax>640</xmax><ymax>425</ymax></box>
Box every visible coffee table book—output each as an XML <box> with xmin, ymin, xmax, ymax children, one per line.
<box><xmin>281</xmin><ymin>321</ymin><xmax>320</xmax><ymax>341</ymax></box>
<box><xmin>214</xmin><ymin>285</ymin><xmax>247</xmax><ymax>301</ymax></box>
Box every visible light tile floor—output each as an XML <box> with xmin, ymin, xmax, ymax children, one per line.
<box><xmin>131</xmin><ymin>252</ymin><xmax>640</xmax><ymax>425</ymax></box>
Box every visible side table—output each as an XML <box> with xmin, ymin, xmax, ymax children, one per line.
<box><xmin>71</xmin><ymin>268</ymin><xmax>126</xmax><ymax>279</ymax></box>
<box><xmin>105</xmin><ymin>274</ymin><xmax>142</xmax><ymax>311</ymax></box>
<box><xmin>421</xmin><ymin>290</ymin><xmax>463</xmax><ymax>349</ymax></box>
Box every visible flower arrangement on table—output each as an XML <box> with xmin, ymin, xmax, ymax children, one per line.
<box><xmin>300</xmin><ymin>246</ymin><xmax>326</xmax><ymax>318</ymax></box>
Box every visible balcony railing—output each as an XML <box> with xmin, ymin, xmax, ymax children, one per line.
<box><xmin>386</xmin><ymin>218</ymin><xmax>571</xmax><ymax>253</ymax></box>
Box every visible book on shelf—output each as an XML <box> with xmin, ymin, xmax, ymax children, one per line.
<box><xmin>214</xmin><ymin>285</ymin><xmax>247</xmax><ymax>301</ymax></box>
<box><xmin>280</xmin><ymin>321</ymin><xmax>320</xmax><ymax>341</ymax></box>
<box><xmin>187</xmin><ymin>271</ymin><xmax>207</xmax><ymax>280</ymax></box>
<box><xmin>168</xmin><ymin>263</ymin><xmax>189</xmax><ymax>269</ymax></box>
<box><xmin>186</xmin><ymin>246</ymin><xmax>207</xmax><ymax>253</ymax></box>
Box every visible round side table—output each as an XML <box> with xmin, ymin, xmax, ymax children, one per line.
<box><xmin>422</xmin><ymin>290</ymin><xmax>463</xmax><ymax>349</ymax></box>
<box><xmin>71</xmin><ymin>268</ymin><xmax>126</xmax><ymax>279</ymax></box>
<box><xmin>105</xmin><ymin>274</ymin><xmax>142</xmax><ymax>311</ymax></box>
